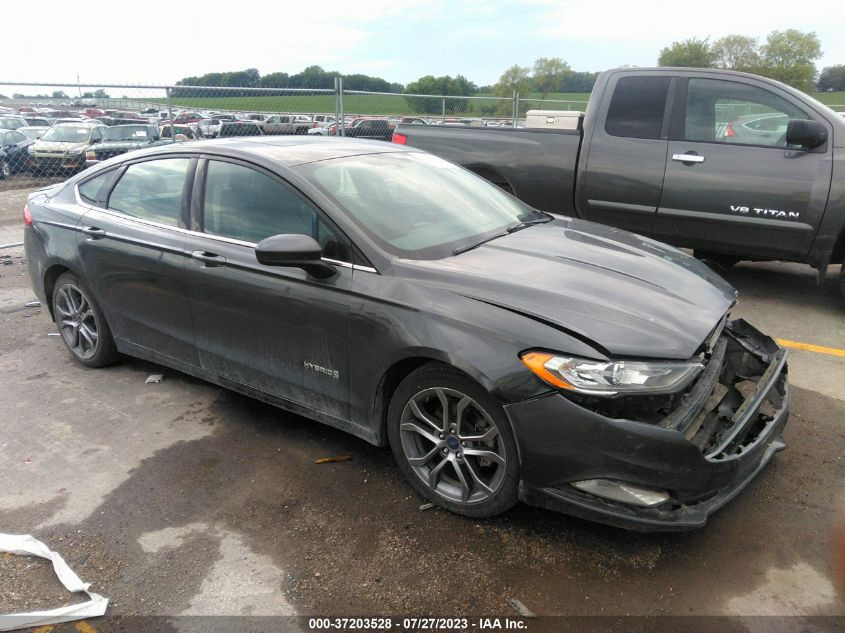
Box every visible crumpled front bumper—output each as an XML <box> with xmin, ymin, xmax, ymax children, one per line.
<box><xmin>505</xmin><ymin>319</ymin><xmax>789</xmax><ymax>531</ymax></box>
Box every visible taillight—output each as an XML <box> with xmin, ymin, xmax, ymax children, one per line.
<box><xmin>392</xmin><ymin>132</ymin><xmax>408</xmax><ymax>145</ymax></box>
<box><xmin>23</xmin><ymin>203</ymin><xmax>33</xmax><ymax>227</ymax></box>
<box><xmin>85</xmin><ymin>150</ymin><xmax>96</xmax><ymax>160</ymax></box>
<box><xmin>725</xmin><ymin>122</ymin><xmax>736</xmax><ymax>137</ymax></box>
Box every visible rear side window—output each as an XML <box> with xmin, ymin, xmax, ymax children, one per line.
<box><xmin>605</xmin><ymin>76</ymin><xmax>671</xmax><ymax>140</ymax></box>
<box><xmin>108</xmin><ymin>158</ymin><xmax>190</xmax><ymax>226</ymax></box>
<box><xmin>202</xmin><ymin>160</ymin><xmax>349</xmax><ymax>261</ymax></box>
<box><xmin>78</xmin><ymin>170</ymin><xmax>119</xmax><ymax>208</ymax></box>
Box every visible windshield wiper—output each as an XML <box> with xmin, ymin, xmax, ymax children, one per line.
<box><xmin>453</xmin><ymin>216</ymin><xmax>552</xmax><ymax>256</ymax></box>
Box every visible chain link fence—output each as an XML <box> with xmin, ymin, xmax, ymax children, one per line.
<box><xmin>0</xmin><ymin>80</ymin><xmax>589</xmax><ymax>186</ymax></box>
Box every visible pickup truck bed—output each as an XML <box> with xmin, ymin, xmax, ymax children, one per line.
<box><xmin>402</xmin><ymin>126</ymin><xmax>582</xmax><ymax>215</ymax></box>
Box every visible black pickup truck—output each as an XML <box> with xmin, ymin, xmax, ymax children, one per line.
<box><xmin>394</xmin><ymin>68</ymin><xmax>845</xmax><ymax>298</ymax></box>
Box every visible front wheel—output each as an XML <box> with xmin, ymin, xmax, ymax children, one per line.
<box><xmin>52</xmin><ymin>272</ymin><xmax>118</xmax><ymax>367</ymax></box>
<box><xmin>387</xmin><ymin>363</ymin><xmax>519</xmax><ymax>518</ymax></box>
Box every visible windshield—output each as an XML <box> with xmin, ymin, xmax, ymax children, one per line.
<box><xmin>299</xmin><ymin>152</ymin><xmax>547</xmax><ymax>259</ymax></box>
<box><xmin>41</xmin><ymin>126</ymin><xmax>91</xmax><ymax>143</ymax></box>
<box><xmin>103</xmin><ymin>125</ymin><xmax>150</xmax><ymax>141</ymax></box>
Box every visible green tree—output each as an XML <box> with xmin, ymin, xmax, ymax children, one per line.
<box><xmin>657</xmin><ymin>37</ymin><xmax>716</xmax><ymax>68</ymax></box>
<box><xmin>712</xmin><ymin>35</ymin><xmax>760</xmax><ymax>70</ymax></box>
<box><xmin>532</xmin><ymin>57</ymin><xmax>573</xmax><ymax>100</ymax></box>
<box><xmin>493</xmin><ymin>65</ymin><xmax>531</xmax><ymax>97</ymax></box>
<box><xmin>818</xmin><ymin>65</ymin><xmax>845</xmax><ymax>91</ymax></box>
<box><xmin>51</xmin><ymin>90</ymin><xmax>69</xmax><ymax>99</ymax></box>
<box><xmin>404</xmin><ymin>75</ymin><xmax>475</xmax><ymax>114</ymax></box>
<box><xmin>260</xmin><ymin>72</ymin><xmax>290</xmax><ymax>88</ymax></box>
<box><xmin>758</xmin><ymin>29</ymin><xmax>821</xmax><ymax>91</ymax></box>
<box><xmin>560</xmin><ymin>71</ymin><xmax>599</xmax><ymax>93</ymax></box>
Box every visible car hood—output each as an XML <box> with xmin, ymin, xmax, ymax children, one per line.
<box><xmin>398</xmin><ymin>217</ymin><xmax>737</xmax><ymax>359</ymax></box>
<box><xmin>32</xmin><ymin>141</ymin><xmax>88</xmax><ymax>153</ymax></box>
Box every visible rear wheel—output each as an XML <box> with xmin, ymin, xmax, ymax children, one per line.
<box><xmin>52</xmin><ymin>272</ymin><xmax>118</xmax><ymax>368</ymax></box>
<box><xmin>387</xmin><ymin>363</ymin><xmax>519</xmax><ymax>518</ymax></box>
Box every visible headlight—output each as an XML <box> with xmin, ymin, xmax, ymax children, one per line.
<box><xmin>520</xmin><ymin>351</ymin><xmax>703</xmax><ymax>396</ymax></box>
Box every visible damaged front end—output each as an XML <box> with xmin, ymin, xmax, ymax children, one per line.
<box><xmin>508</xmin><ymin>319</ymin><xmax>790</xmax><ymax>531</ymax></box>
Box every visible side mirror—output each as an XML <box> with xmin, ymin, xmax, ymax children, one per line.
<box><xmin>255</xmin><ymin>234</ymin><xmax>336</xmax><ymax>279</ymax></box>
<box><xmin>786</xmin><ymin>119</ymin><xmax>827</xmax><ymax>149</ymax></box>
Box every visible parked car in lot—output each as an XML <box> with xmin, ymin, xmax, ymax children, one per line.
<box><xmin>0</xmin><ymin>116</ymin><xmax>28</xmax><ymax>130</ymax></box>
<box><xmin>23</xmin><ymin>117</ymin><xmax>52</xmax><ymax>127</ymax></box>
<box><xmin>27</xmin><ymin>123</ymin><xmax>106</xmax><ymax>174</ymax></box>
<box><xmin>19</xmin><ymin>126</ymin><xmax>49</xmax><ymax>140</ymax></box>
<box><xmin>0</xmin><ymin>129</ymin><xmax>35</xmax><ymax>176</ymax></box>
<box><xmin>159</xmin><ymin>124</ymin><xmax>204</xmax><ymax>140</ymax></box>
<box><xmin>342</xmin><ymin>118</ymin><xmax>393</xmax><ymax>141</ymax></box>
<box><xmin>262</xmin><ymin>114</ymin><xmax>312</xmax><ymax>135</ymax></box>
<box><xmin>197</xmin><ymin>118</ymin><xmax>223</xmax><ymax>138</ymax></box>
<box><xmin>23</xmin><ymin>137</ymin><xmax>789</xmax><ymax>531</ymax></box>
<box><xmin>395</xmin><ymin>67</ymin><xmax>845</xmax><ymax>299</ymax></box>
<box><xmin>84</xmin><ymin>124</ymin><xmax>167</xmax><ymax>167</ymax></box>
<box><xmin>217</xmin><ymin>121</ymin><xmax>264</xmax><ymax>137</ymax></box>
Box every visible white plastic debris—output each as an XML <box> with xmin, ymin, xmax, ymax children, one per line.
<box><xmin>145</xmin><ymin>374</ymin><xmax>164</xmax><ymax>384</ymax></box>
<box><xmin>0</xmin><ymin>533</ymin><xmax>109</xmax><ymax>631</ymax></box>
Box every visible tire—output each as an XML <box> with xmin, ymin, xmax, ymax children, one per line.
<box><xmin>387</xmin><ymin>363</ymin><xmax>519</xmax><ymax>518</ymax></box>
<box><xmin>694</xmin><ymin>250</ymin><xmax>741</xmax><ymax>272</ymax></box>
<box><xmin>0</xmin><ymin>159</ymin><xmax>10</xmax><ymax>180</ymax></box>
<box><xmin>52</xmin><ymin>272</ymin><xmax>118</xmax><ymax>368</ymax></box>
<box><xmin>840</xmin><ymin>262</ymin><xmax>845</xmax><ymax>303</ymax></box>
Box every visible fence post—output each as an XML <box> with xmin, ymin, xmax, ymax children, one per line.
<box><xmin>165</xmin><ymin>87</ymin><xmax>174</xmax><ymax>143</ymax></box>
<box><xmin>512</xmin><ymin>91</ymin><xmax>518</xmax><ymax>128</ymax></box>
<box><xmin>441</xmin><ymin>96</ymin><xmax>446</xmax><ymax>124</ymax></box>
<box><xmin>334</xmin><ymin>77</ymin><xmax>340</xmax><ymax>129</ymax></box>
<box><xmin>338</xmin><ymin>77</ymin><xmax>345</xmax><ymax>137</ymax></box>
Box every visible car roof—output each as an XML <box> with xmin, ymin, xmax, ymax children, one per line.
<box><xmin>123</xmin><ymin>136</ymin><xmax>417</xmax><ymax>167</ymax></box>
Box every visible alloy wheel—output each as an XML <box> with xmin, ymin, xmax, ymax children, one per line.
<box><xmin>55</xmin><ymin>283</ymin><xmax>99</xmax><ymax>360</ymax></box>
<box><xmin>399</xmin><ymin>387</ymin><xmax>507</xmax><ymax>504</ymax></box>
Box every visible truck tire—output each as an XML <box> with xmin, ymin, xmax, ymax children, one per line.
<box><xmin>694</xmin><ymin>250</ymin><xmax>740</xmax><ymax>272</ymax></box>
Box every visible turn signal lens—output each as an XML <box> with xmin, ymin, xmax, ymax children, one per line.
<box><xmin>23</xmin><ymin>203</ymin><xmax>32</xmax><ymax>227</ymax></box>
<box><xmin>392</xmin><ymin>132</ymin><xmax>408</xmax><ymax>145</ymax></box>
<box><xmin>520</xmin><ymin>352</ymin><xmax>575</xmax><ymax>391</ymax></box>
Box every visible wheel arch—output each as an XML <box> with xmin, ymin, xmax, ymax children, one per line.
<box><xmin>371</xmin><ymin>351</ymin><xmax>499</xmax><ymax>447</ymax></box>
<box><xmin>42</xmin><ymin>263</ymin><xmax>77</xmax><ymax>321</ymax></box>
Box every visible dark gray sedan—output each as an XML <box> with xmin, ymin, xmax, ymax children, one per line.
<box><xmin>23</xmin><ymin>138</ymin><xmax>789</xmax><ymax>530</ymax></box>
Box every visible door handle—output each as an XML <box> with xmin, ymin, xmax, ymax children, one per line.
<box><xmin>672</xmin><ymin>153</ymin><xmax>705</xmax><ymax>164</ymax></box>
<box><xmin>191</xmin><ymin>250</ymin><xmax>227</xmax><ymax>267</ymax></box>
<box><xmin>81</xmin><ymin>226</ymin><xmax>106</xmax><ymax>239</ymax></box>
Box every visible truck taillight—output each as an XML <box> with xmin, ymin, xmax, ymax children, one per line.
<box><xmin>23</xmin><ymin>203</ymin><xmax>32</xmax><ymax>227</ymax></box>
<box><xmin>392</xmin><ymin>132</ymin><xmax>408</xmax><ymax>145</ymax></box>
<box><xmin>725</xmin><ymin>122</ymin><xmax>736</xmax><ymax>137</ymax></box>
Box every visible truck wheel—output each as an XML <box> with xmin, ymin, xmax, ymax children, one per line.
<box><xmin>387</xmin><ymin>363</ymin><xmax>519</xmax><ymax>518</ymax></box>
<box><xmin>694</xmin><ymin>250</ymin><xmax>740</xmax><ymax>272</ymax></box>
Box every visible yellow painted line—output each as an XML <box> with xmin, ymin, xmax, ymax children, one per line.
<box><xmin>776</xmin><ymin>338</ymin><xmax>845</xmax><ymax>358</ymax></box>
<box><xmin>32</xmin><ymin>627</ymin><xmax>55</xmax><ymax>633</ymax></box>
<box><xmin>75</xmin><ymin>622</ymin><xmax>98</xmax><ymax>633</ymax></box>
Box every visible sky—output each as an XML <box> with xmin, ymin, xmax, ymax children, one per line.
<box><xmin>2</xmin><ymin>0</ymin><xmax>844</xmax><ymax>90</ymax></box>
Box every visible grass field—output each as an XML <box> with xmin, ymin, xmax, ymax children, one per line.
<box><xmin>149</xmin><ymin>90</ymin><xmax>845</xmax><ymax>117</ymax></box>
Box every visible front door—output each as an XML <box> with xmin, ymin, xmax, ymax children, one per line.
<box><xmin>182</xmin><ymin>157</ymin><xmax>353</xmax><ymax>420</ymax></box>
<box><xmin>653</xmin><ymin>76</ymin><xmax>831</xmax><ymax>260</ymax></box>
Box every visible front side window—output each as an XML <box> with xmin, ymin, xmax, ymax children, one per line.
<box><xmin>605</xmin><ymin>76</ymin><xmax>671</xmax><ymax>140</ymax></box>
<box><xmin>683</xmin><ymin>78</ymin><xmax>808</xmax><ymax>147</ymax></box>
<box><xmin>108</xmin><ymin>158</ymin><xmax>190</xmax><ymax>226</ymax></box>
<box><xmin>202</xmin><ymin>160</ymin><xmax>348</xmax><ymax>261</ymax></box>
<box><xmin>299</xmin><ymin>151</ymin><xmax>546</xmax><ymax>260</ymax></box>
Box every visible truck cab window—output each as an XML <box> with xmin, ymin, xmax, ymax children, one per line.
<box><xmin>605</xmin><ymin>76</ymin><xmax>670</xmax><ymax>140</ymax></box>
<box><xmin>684</xmin><ymin>78</ymin><xmax>807</xmax><ymax>147</ymax></box>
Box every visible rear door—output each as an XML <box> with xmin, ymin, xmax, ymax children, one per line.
<box><xmin>577</xmin><ymin>72</ymin><xmax>674</xmax><ymax>234</ymax></box>
<box><xmin>181</xmin><ymin>157</ymin><xmax>354</xmax><ymax>420</ymax></box>
<box><xmin>75</xmin><ymin>157</ymin><xmax>198</xmax><ymax>366</ymax></box>
<box><xmin>653</xmin><ymin>75</ymin><xmax>832</xmax><ymax>259</ymax></box>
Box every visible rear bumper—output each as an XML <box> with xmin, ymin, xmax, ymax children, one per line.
<box><xmin>506</xmin><ymin>319</ymin><xmax>789</xmax><ymax>531</ymax></box>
